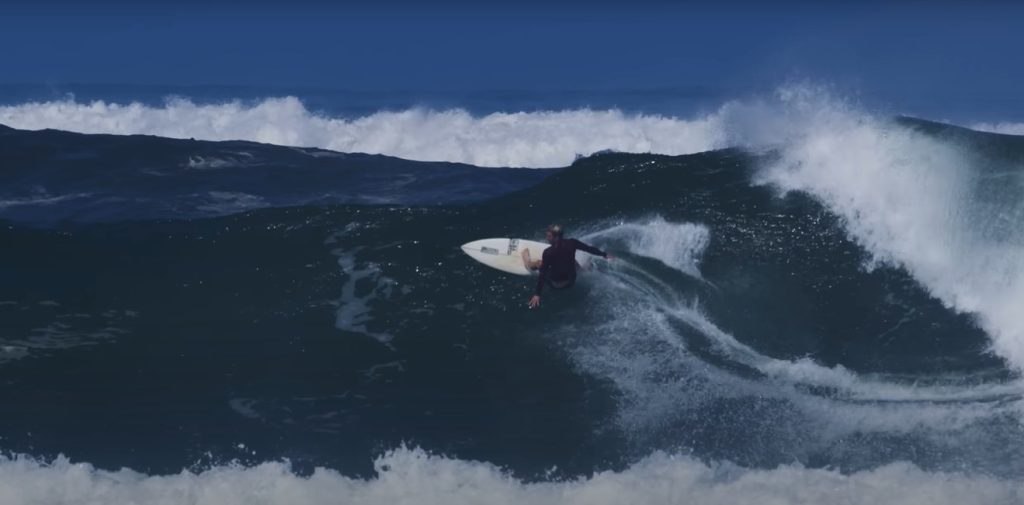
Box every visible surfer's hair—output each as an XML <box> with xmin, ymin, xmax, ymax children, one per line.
<box><xmin>547</xmin><ymin>224</ymin><xmax>564</xmax><ymax>238</ymax></box>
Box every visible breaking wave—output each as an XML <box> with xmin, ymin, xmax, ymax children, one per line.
<box><xmin>0</xmin><ymin>97</ymin><xmax>729</xmax><ymax>167</ymax></box>
<box><xmin>1</xmin><ymin>447</ymin><xmax>1020</xmax><ymax>505</ymax></box>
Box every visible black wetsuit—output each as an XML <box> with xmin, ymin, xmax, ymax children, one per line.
<box><xmin>535</xmin><ymin>238</ymin><xmax>608</xmax><ymax>295</ymax></box>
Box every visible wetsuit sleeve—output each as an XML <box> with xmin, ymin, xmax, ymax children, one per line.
<box><xmin>572</xmin><ymin>239</ymin><xmax>607</xmax><ymax>258</ymax></box>
<box><xmin>535</xmin><ymin>248</ymin><xmax>551</xmax><ymax>296</ymax></box>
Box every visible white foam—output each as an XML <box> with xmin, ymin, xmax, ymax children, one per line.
<box><xmin>585</xmin><ymin>217</ymin><xmax>710</xmax><ymax>278</ymax></box>
<box><xmin>971</xmin><ymin>122</ymin><xmax>1024</xmax><ymax>136</ymax></box>
<box><xmin>673</xmin><ymin>301</ymin><xmax>1021</xmax><ymax>404</ymax></box>
<box><xmin>194</xmin><ymin>192</ymin><xmax>269</xmax><ymax>214</ymax></box>
<box><xmin>0</xmin><ymin>447</ymin><xmax>1019</xmax><ymax>505</ymax></box>
<box><xmin>0</xmin><ymin>97</ymin><xmax>728</xmax><ymax>168</ymax></box>
<box><xmin>567</xmin><ymin>217</ymin><xmax>1021</xmax><ymax>451</ymax></box>
<box><xmin>0</xmin><ymin>192</ymin><xmax>92</xmax><ymax>209</ymax></box>
<box><xmin>329</xmin><ymin>244</ymin><xmax>396</xmax><ymax>345</ymax></box>
<box><xmin>747</xmin><ymin>88</ymin><xmax>1024</xmax><ymax>371</ymax></box>
<box><xmin>184</xmin><ymin>153</ymin><xmax>257</xmax><ymax>170</ymax></box>
<box><xmin>0</xmin><ymin>305</ymin><xmax>133</xmax><ymax>365</ymax></box>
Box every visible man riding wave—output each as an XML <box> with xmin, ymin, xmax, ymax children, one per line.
<box><xmin>522</xmin><ymin>224</ymin><xmax>612</xmax><ymax>308</ymax></box>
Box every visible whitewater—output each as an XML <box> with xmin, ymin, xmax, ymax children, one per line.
<box><xmin>0</xmin><ymin>97</ymin><xmax>727</xmax><ymax>168</ymax></box>
<box><xmin>1</xmin><ymin>447</ymin><xmax>1021</xmax><ymax>505</ymax></box>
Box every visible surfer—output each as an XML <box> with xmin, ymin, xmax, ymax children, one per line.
<box><xmin>523</xmin><ymin>224</ymin><xmax>611</xmax><ymax>308</ymax></box>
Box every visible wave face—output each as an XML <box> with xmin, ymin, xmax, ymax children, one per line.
<box><xmin>2</xmin><ymin>87</ymin><xmax>1024</xmax><ymax>502</ymax></box>
<box><xmin>0</xmin><ymin>125</ymin><xmax>549</xmax><ymax>224</ymax></box>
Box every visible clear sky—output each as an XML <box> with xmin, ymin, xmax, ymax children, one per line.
<box><xmin>2</xmin><ymin>1</ymin><xmax>1023</xmax><ymax>119</ymax></box>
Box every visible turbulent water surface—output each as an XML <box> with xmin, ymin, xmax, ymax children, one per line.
<box><xmin>1</xmin><ymin>88</ymin><xmax>1023</xmax><ymax>504</ymax></box>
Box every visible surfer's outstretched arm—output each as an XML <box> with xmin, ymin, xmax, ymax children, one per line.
<box><xmin>571</xmin><ymin>239</ymin><xmax>612</xmax><ymax>259</ymax></box>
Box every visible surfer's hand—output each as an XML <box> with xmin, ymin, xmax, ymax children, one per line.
<box><xmin>528</xmin><ymin>295</ymin><xmax>541</xmax><ymax>308</ymax></box>
<box><xmin>605</xmin><ymin>254</ymin><xmax>615</xmax><ymax>260</ymax></box>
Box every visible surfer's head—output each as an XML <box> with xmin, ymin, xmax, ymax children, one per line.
<box><xmin>546</xmin><ymin>224</ymin><xmax>564</xmax><ymax>243</ymax></box>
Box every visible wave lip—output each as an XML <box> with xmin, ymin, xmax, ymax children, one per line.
<box><xmin>748</xmin><ymin>88</ymin><xmax>1024</xmax><ymax>372</ymax></box>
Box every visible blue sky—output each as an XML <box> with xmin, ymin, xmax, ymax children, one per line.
<box><xmin>2</xmin><ymin>2</ymin><xmax>1023</xmax><ymax>119</ymax></box>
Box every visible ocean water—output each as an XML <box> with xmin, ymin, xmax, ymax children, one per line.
<box><xmin>1</xmin><ymin>85</ymin><xmax>1023</xmax><ymax>504</ymax></box>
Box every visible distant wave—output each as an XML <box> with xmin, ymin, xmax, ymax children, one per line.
<box><xmin>0</xmin><ymin>97</ymin><xmax>728</xmax><ymax>168</ymax></box>
<box><xmin>2</xmin><ymin>447</ymin><xmax>1020</xmax><ymax>505</ymax></box>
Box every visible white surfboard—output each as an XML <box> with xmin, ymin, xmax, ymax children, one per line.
<box><xmin>461</xmin><ymin>238</ymin><xmax>589</xmax><ymax>276</ymax></box>
<box><xmin>461</xmin><ymin>238</ymin><xmax>548</xmax><ymax>275</ymax></box>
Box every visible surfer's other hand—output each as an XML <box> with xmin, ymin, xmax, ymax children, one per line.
<box><xmin>528</xmin><ymin>295</ymin><xmax>541</xmax><ymax>308</ymax></box>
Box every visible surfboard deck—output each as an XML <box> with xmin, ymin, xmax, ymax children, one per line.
<box><xmin>461</xmin><ymin>238</ymin><xmax>547</xmax><ymax>276</ymax></box>
<box><xmin>461</xmin><ymin>238</ymin><xmax>589</xmax><ymax>276</ymax></box>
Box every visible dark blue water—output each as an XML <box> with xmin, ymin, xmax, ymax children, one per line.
<box><xmin>1</xmin><ymin>108</ymin><xmax>1022</xmax><ymax>503</ymax></box>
